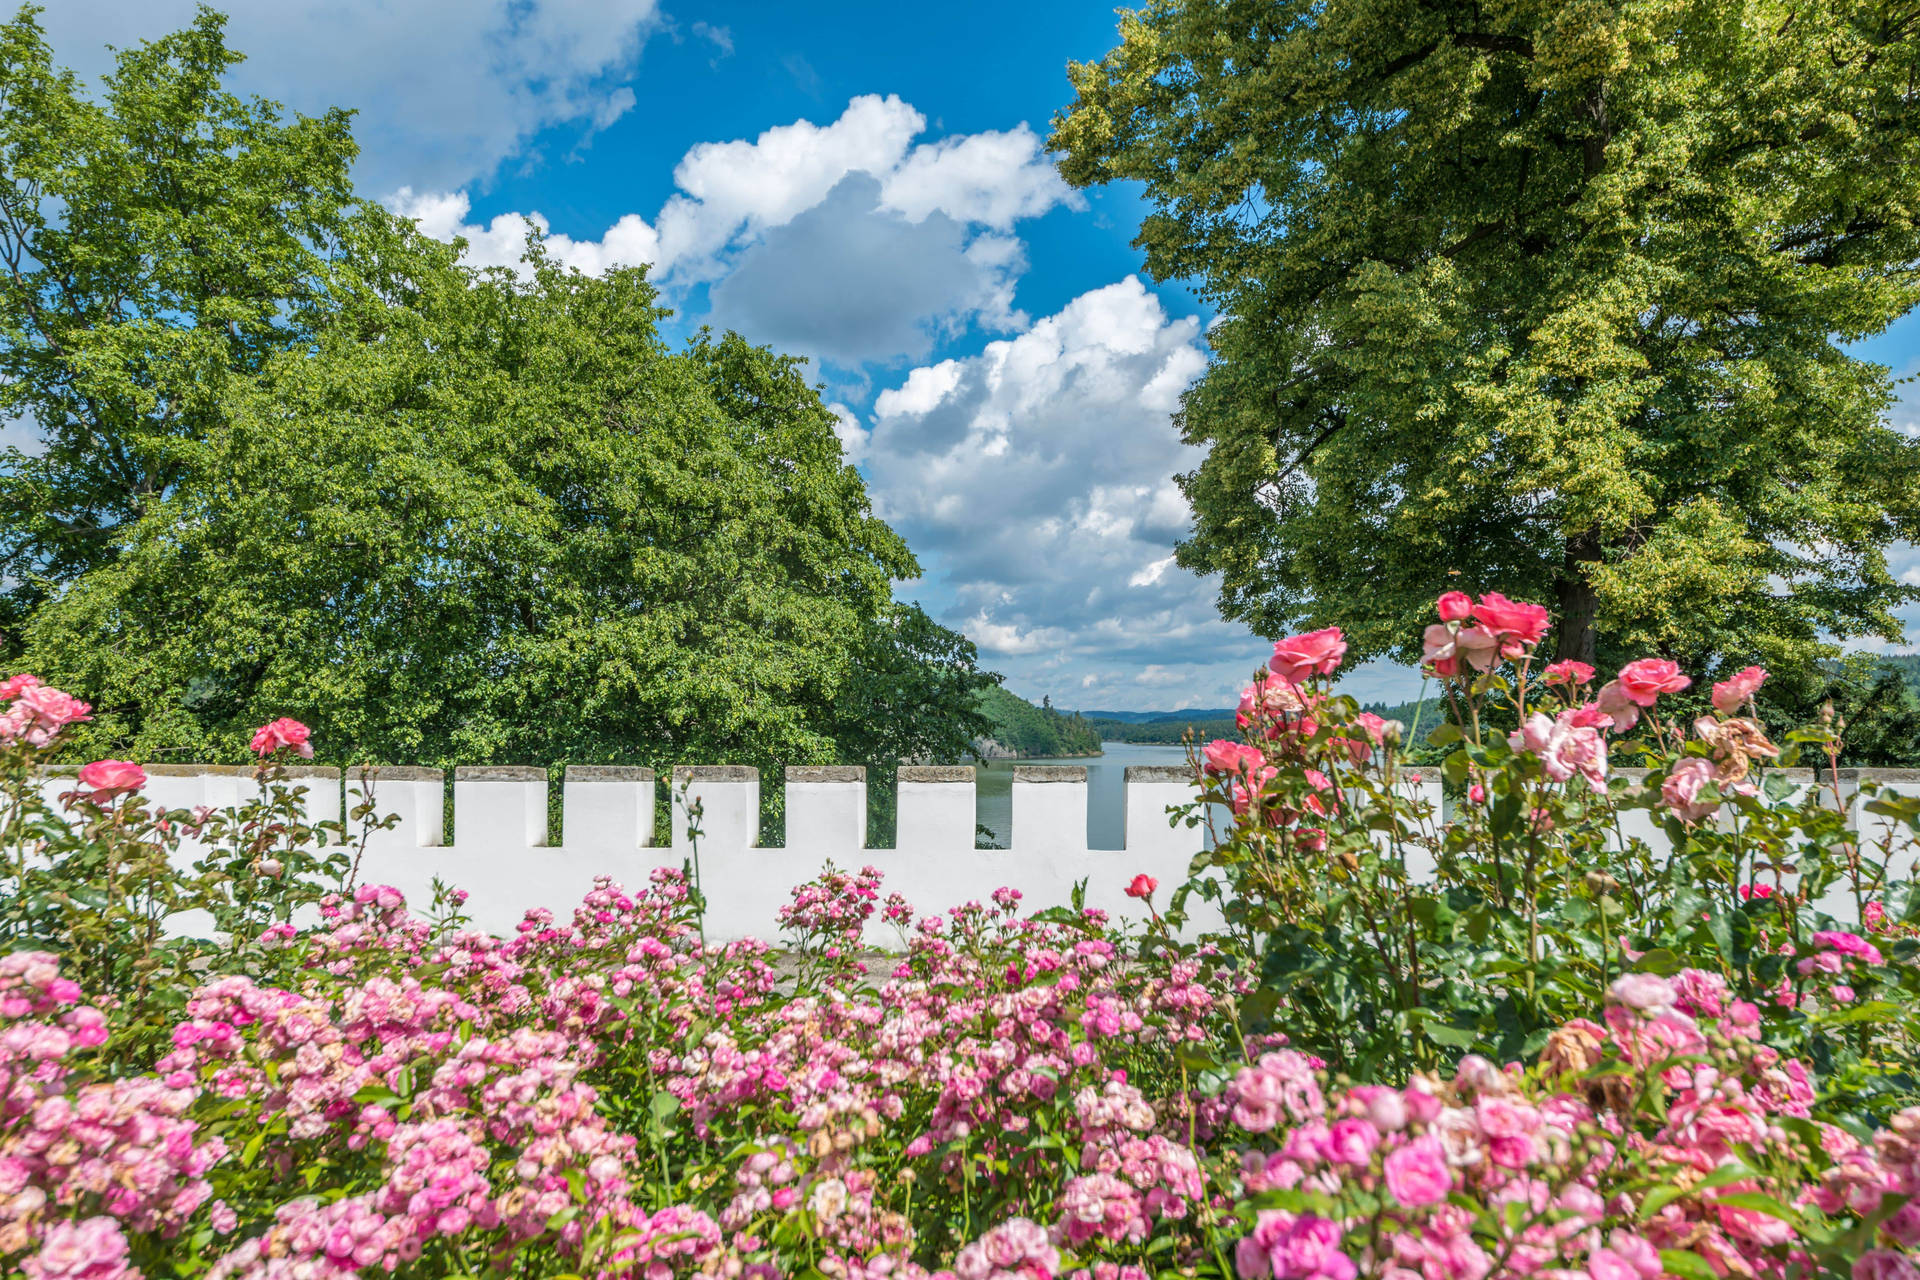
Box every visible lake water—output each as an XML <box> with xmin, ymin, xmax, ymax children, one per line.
<box><xmin>974</xmin><ymin>741</ymin><xmax>1197</xmax><ymax>849</ymax></box>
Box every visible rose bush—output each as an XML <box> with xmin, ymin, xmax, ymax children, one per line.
<box><xmin>3</xmin><ymin>581</ymin><xmax>1920</xmax><ymax>1279</ymax></box>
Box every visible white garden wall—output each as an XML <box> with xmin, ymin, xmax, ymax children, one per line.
<box><xmin>29</xmin><ymin>764</ymin><xmax>1920</xmax><ymax>939</ymax></box>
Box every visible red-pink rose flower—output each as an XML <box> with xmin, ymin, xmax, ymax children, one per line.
<box><xmin>1125</xmin><ymin>874</ymin><xmax>1157</xmax><ymax>901</ymax></box>
<box><xmin>1203</xmin><ymin>739</ymin><xmax>1265</xmax><ymax>776</ymax></box>
<box><xmin>1435</xmin><ymin>591</ymin><xmax>1471</xmax><ymax>623</ymax></box>
<box><xmin>1542</xmin><ymin>660</ymin><xmax>1594</xmax><ymax>686</ymax></box>
<box><xmin>0</xmin><ymin>672</ymin><xmax>40</xmax><ymax>700</ymax></box>
<box><xmin>1268</xmin><ymin>627</ymin><xmax>1347</xmax><ymax>685</ymax></box>
<box><xmin>77</xmin><ymin>759</ymin><xmax>146</xmax><ymax>802</ymax></box>
<box><xmin>1471</xmin><ymin>592</ymin><xmax>1550</xmax><ymax>651</ymax></box>
<box><xmin>250</xmin><ymin>716</ymin><xmax>314</xmax><ymax>759</ymax></box>
<box><xmin>1616</xmin><ymin>658</ymin><xmax>1691</xmax><ymax>707</ymax></box>
<box><xmin>1711</xmin><ymin>665</ymin><xmax>1767</xmax><ymax>713</ymax></box>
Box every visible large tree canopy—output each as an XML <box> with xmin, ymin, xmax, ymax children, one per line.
<box><xmin>1053</xmin><ymin>0</ymin><xmax>1920</xmax><ymax>683</ymax></box>
<box><xmin>1</xmin><ymin>6</ymin><xmax>993</xmax><ymax>774</ymax></box>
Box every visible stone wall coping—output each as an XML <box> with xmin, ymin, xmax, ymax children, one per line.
<box><xmin>453</xmin><ymin>765</ymin><xmax>546</xmax><ymax>782</ymax></box>
<box><xmin>786</xmin><ymin>765</ymin><xmax>866</xmax><ymax>783</ymax></box>
<box><xmin>1014</xmin><ymin>766</ymin><xmax>1087</xmax><ymax>782</ymax></box>
<box><xmin>1831</xmin><ymin>768</ymin><xmax>1920</xmax><ymax>784</ymax></box>
<box><xmin>898</xmin><ymin>765</ymin><xmax>974</xmax><ymax>783</ymax></box>
<box><xmin>346</xmin><ymin>766</ymin><xmax>444</xmax><ymax>782</ymax></box>
<box><xmin>1125</xmin><ymin>765</ymin><xmax>1193</xmax><ymax>783</ymax></box>
<box><xmin>672</xmin><ymin>765</ymin><xmax>758</xmax><ymax>782</ymax></box>
<box><xmin>564</xmin><ymin>765</ymin><xmax>656</xmax><ymax>782</ymax></box>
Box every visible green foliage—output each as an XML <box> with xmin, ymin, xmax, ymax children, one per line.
<box><xmin>1053</xmin><ymin>0</ymin><xmax>1920</xmax><ymax>678</ymax></box>
<box><xmin>973</xmin><ymin>684</ymin><xmax>1103</xmax><ymax>757</ymax></box>
<box><xmin>0</xmin><ymin>9</ymin><xmax>992</xmax><ymax>778</ymax></box>
<box><xmin>0</xmin><ymin>4</ymin><xmax>359</xmax><ymax>644</ymax></box>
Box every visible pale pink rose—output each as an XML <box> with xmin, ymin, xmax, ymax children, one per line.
<box><xmin>1422</xmin><ymin>623</ymin><xmax>1461</xmax><ymax>677</ymax></box>
<box><xmin>77</xmin><ymin>759</ymin><xmax>145</xmax><ymax>801</ymax></box>
<box><xmin>1383</xmin><ymin>1136</ymin><xmax>1452</xmax><ymax>1207</ymax></box>
<box><xmin>1269</xmin><ymin>627</ymin><xmax>1348</xmax><ymax>684</ymax></box>
<box><xmin>1455</xmin><ymin>625</ymin><xmax>1503</xmax><ymax>672</ymax></box>
<box><xmin>1435</xmin><ymin>591</ymin><xmax>1471</xmax><ymax>623</ymax></box>
<box><xmin>1595</xmin><ymin>680</ymin><xmax>1640</xmax><ymax>731</ymax></box>
<box><xmin>0</xmin><ymin>672</ymin><xmax>40</xmax><ymax>700</ymax></box>
<box><xmin>1661</xmin><ymin>757</ymin><xmax>1718</xmax><ymax>824</ymax></box>
<box><xmin>250</xmin><ymin>716</ymin><xmax>314</xmax><ymax>758</ymax></box>
<box><xmin>1615</xmin><ymin>657</ymin><xmax>1691</xmax><ymax>706</ymax></box>
<box><xmin>1609</xmin><ymin>972</ymin><xmax>1675</xmax><ymax>1015</ymax></box>
<box><xmin>1711</xmin><ymin>665</ymin><xmax>1768</xmax><ymax>713</ymax></box>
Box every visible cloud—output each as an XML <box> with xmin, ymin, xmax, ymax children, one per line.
<box><xmin>705</xmin><ymin>176</ymin><xmax>1027</xmax><ymax>366</ymax></box>
<box><xmin>392</xmin><ymin>95</ymin><xmax>1080</xmax><ymax>366</ymax></box>
<box><xmin>851</xmin><ymin>277</ymin><xmax>1292</xmax><ymax>707</ymax></box>
<box><xmin>41</xmin><ymin>0</ymin><xmax>659</xmax><ymax>192</ymax></box>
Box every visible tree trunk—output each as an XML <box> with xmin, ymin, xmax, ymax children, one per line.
<box><xmin>1553</xmin><ymin>533</ymin><xmax>1601</xmax><ymax>665</ymax></box>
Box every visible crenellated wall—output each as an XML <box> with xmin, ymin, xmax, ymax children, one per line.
<box><xmin>28</xmin><ymin>764</ymin><xmax>1920</xmax><ymax>939</ymax></box>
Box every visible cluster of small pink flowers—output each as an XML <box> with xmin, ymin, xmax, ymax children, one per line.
<box><xmin>778</xmin><ymin>863</ymin><xmax>886</xmax><ymax>951</ymax></box>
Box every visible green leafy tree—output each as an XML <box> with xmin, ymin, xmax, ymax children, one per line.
<box><xmin>0</xmin><ymin>5</ymin><xmax>358</xmax><ymax>644</ymax></box>
<box><xmin>1053</xmin><ymin>0</ymin><xmax>1920</xmax><ymax>678</ymax></box>
<box><xmin>3</xmin><ymin>9</ymin><xmax>993</xmax><ymax>777</ymax></box>
<box><xmin>23</xmin><ymin>224</ymin><xmax>986</xmax><ymax>773</ymax></box>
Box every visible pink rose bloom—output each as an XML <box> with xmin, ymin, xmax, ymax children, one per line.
<box><xmin>1271</xmin><ymin>1216</ymin><xmax>1355</xmax><ymax>1280</ymax></box>
<box><xmin>1865</xmin><ymin>900</ymin><xmax>1888</xmax><ymax>932</ymax></box>
<box><xmin>0</xmin><ymin>672</ymin><xmax>40</xmax><ymax>700</ymax></box>
<box><xmin>1711</xmin><ymin>665</ymin><xmax>1767</xmax><ymax>713</ymax></box>
<box><xmin>1454</xmin><ymin>625</ymin><xmax>1503</xmax><ymax>672</ymax></box>
<box><xmin>1323</xmin><ymin>1118</ymin><xmax>1379</xmax><ymax>1167</ymax></box>
<box><xmin>1422</xmin><ymin>624</ymin><xmax>1461</xmax><ymax>677</ymax></box>
<box><xmin>1831</xmin><ymin>984</ymin><xmax>1857</xmax><ymax>1004</ymax></box>
<box><xmin>1543</xmin><ymin>660</ymin><xmax>1595</xmax><ymax>686</ymax></box>
<box><xmin>1472</xmin><ymin>592</ymin><xmax>1551</xmax><ymax>650</ymax></box>
<box><xmin>1595</xmin><ymin>680</ymin><xmax>1640</xmax><ymax>731</ymax></box>
<box><xmin>1565</xmin><ymin>702</ymin><xmax>1612</xmax><ymax>730</ymax></box>
<box><xmin>1270</xmin><ymin>627</ymin><xmax>1348</xmax><ymax>685</ymax></box>
<box><xmin>250</xmin><ymin>716</ymin><xmax>314</xmax><ymax>758</ymax></box>
<box><xmin>1435</xmin><ymin>591</ymin><xmax>1471</xmax><ymax>623</ymax></box>
<box><xmin>1383</xmin><ymin>1136</ymin><xmax>1452</xmax><ymax>1207</ymax></box>
<box><xmin>1854</xmin><ymin>1251</ymin><xmax>1920</xmax><ymax>1280</ymax></box>
<box><xmin>15</xmin><ymin>682</ymin><xmax>92</xmax><ymax>732</ymax></box>
<box><xmin>1661</xmin><ymin>757</ymin><xmax>1717</xmax><ymax>824</ymax></box>
<box><xmin>77</xmin><ymin>759</ymin><xmax>146</xmax><ymax>801</ymax></box>
<box><xmin>1609</xmin><ymin>972</ymin><xmax>1675</xmax><ymax>1015</ymax></box>
<box><xmin>1203</xmin><ymin>739</ymin><xmax>1265</xmax><ymax>776</ymax></box>
<box><xmin>1615</xmin><ymin>658</ymin><xmax>1691</xmax><ymax>706</ymax></box>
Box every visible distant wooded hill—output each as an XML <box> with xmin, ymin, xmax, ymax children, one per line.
<box><xmin>973</xmin><ymin>686</ymin><xmax>1103</xmax><ymax>758</ymax></box>
<box><xmin>1075</xmin><ymin>697</ymin><xmax>1441</xmax><ymax>745</ymax></box>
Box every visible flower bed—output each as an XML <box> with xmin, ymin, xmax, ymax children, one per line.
<box><xmin>4</xmin><ymin>590</ymin><xmax>1920</xmax><ymax>1280</ymax></box>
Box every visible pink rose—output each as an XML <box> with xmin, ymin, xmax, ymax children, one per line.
<box><xmin>1471</xmin><ymin>592</ymin><xmax>1550</xmax><ymax>651</ymax></box>
<box><xmin>0</xmin><ymin>672</ymin><xmax>40</xmax><ymax>700</ymax></box>
<box><xmin>1710</xmin><ymin>665</ymin><xmax>1767</xmax><ymax>713</ymax></box>
<box><xmin>1203</xmin><ymin>739</ymin><xmax>1265</xmax><ymax>776</ymax></box>
<box><xmin>1125</xmin><ymin>874</ymin><xmax>1157</xmax><ymax>901</ymax></box>
<box><xmin>1323</xmin><ymin>1118</ymin><xmax>1379</xmax><ymax>1167</ymax></box>
<box><xmin>1661</xmin><ymin>757</ymin><xmax>1718</xmax><ymax>824</ymax></box>
<box><xmin>1455</xmin><ymin>625</ymin><xmax>1503</xmax><ymax>672</ymax></box>
<box><xmin>77</xmin><ymin>759</ymin><xmax>145</xmax><ymax>802</ymax></box>
<box><xmin>1422</xmin><ymin>624</ymin><xmax>1461</xmax><ymax>677</ymax></box>
<box><xmin>250</xmin><ymin>716</ymin><xmax>314</xmax><ymax>758</ymax></box>
<box><xmin>1435</xmin><ymin>591</ymin><xmax>1471</xmax><ymax>623</ymax></box>
<box><xmin>1594</xmin><ymin>681</ymin><xmax>1640</xmax><ymax>731</ymax></box>
<box><xmin>1853</xmin><ymin>1250</ymin><xmax>1920</xmax><ymax>1280</ymax></box>
<box><xmin>1271</xmin><ymin>1215</ymin><xmax>1355</xmax><ymax>1280</ymax></box>
<box><xmin>1269</xmin><ymin>627</ymin><xmax>1348</xmax><ymax>685</ymax></box>
<box><xmin>1383</xmin><ymin>1136</ymin><xmax>1451</xmax><ymax>1207</ymax></box>
<box><xmin>1543</xmin><ymin>660</ymin><xmax>1594</xmax><ymax>686</ymax></box>
<box><xmin>1615</xmin><ymin>658</ymin><xmax>1691</xmax><ymax>707</ymax></box>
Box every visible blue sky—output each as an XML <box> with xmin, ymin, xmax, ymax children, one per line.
<box><xmin>43</xmin><ymin>0</ymin><xmax>1920</xmax><ymax>712</ymax></box>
